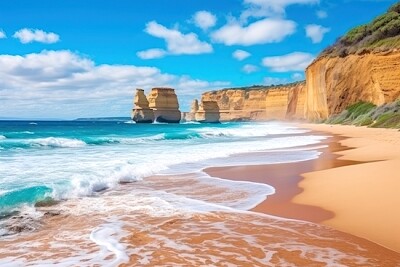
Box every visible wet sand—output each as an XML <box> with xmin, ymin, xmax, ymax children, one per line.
<box><xmin>206</xmin><ymin>125</ymin><xmax>400</xmax><ymax>254</ymax></box>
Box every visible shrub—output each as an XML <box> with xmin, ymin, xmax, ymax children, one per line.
<box><xmin>347</xmin><ymin>102</ymin><xmax>376</xmax><ymax>119</ymax></box>
<box><xmin>371</xmin><ymin>112</ymin><xmax>400</xmax><ymax>128</ymax></box>
<box><xmin>389</xmin><ymin>2</ymin><xmax>400</xmax><ymax>13</ymax></box>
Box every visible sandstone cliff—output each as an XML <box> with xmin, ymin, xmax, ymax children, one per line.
<box><xmin>305</xmin><ymin>52</ymin><xmax>400</xmax><ymax>120</ymax></box>
<box><xmin>305</xmin><ymin>3</ymin><xmax>400</xmax><ymax>120</ymax></box>
<box><xmin>198</xmin><ymin>82</ymin><xmax>305</xmax><ymax>122</ymax></box>
<box><xmin>147</xmin><ymin>88</ymin><xmax>181</xmax><ymax>123</ymax></box>
<box><xmin>195</xmin><ymin>101</ymin><xmax>220</xmax><ymax>123</ymax></box>
<box><xmin>131</xmin><ymin>89</ymin><xmax>154</xmax><ymax>123</ymax></box>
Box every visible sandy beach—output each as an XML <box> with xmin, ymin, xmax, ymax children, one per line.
<box><xmin>207</xmin><ymin>124</ymin><xmax>400</xmax><ymax>254</ymax></box>
<box><xmin>296</xmin><ymin>124</ymin><xmax>400</xmax><ymax>253</ymax></box>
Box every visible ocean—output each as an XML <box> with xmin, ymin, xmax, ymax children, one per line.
<box><xmin>0</xmin><ymin>120</ymin><xmax>398</xmax><ymax>266</ymax></box>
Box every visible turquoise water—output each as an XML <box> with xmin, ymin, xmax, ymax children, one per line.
<box><xmin>0</xmin><ymin>120</ymin><xmax>325</xmax><ymax>215</ymax></box>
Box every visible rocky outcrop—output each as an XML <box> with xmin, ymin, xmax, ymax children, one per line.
<box><xmin>182</xmin><ymin>99</ymin><xmax>199</xmax><ymax>122</ymax></box>
<box><xmin>305</xmin><ymin>52</ymin><xmax>400</xmax><ymax>120</ymax></box>
<box><xmin>198</xmin><ymin>82</ymin><xmax>306</xmax><ymax>121</ymax></box>
<box><xmin>195</xmin><ymin>101</ymin><xmax>220</xmax><ymax>123</ymax></box>
<box><xmin>131</xmin><ymin>89</ymin><xmax>154</xmax><ymax>123</ymax></box>
<box><xmin>148</xmin><ymin>88</ymin><xmax>181</xmax><ymax>123</ymax></box>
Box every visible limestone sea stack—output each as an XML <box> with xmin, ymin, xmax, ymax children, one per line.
<box><xmin>131</xmin><ymin>89</ymin><xmax>154</xmax><ymax>123</ymax></box>
<box><xmin>148</xmin><ymin>88</ymin><xmax>181</xmax><ymax>123</ymax></box>
<box><xmin>195</xmin><ymin>100</ymin><xmax>220</xmax><ymax>123</ymax></box>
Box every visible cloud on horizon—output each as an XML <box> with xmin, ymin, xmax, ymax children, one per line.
<box><xmin>0</xmin><ymin>50</ymin><xmax>229</xmax><ymax>118</ymax></box>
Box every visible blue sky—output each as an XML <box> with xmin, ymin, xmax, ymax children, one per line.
<box><xmin>0</xmin><ymin>0</ymin><xmax>397</xmax><ymax>119</ymax></box>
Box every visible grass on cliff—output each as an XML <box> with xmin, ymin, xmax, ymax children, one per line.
<box><xmin>325</xmin><ymin>100</ymin><xmax>400</xmax><ymax>129</ymax></box>
<box><xmin>210</xmin><ymin>81</ymin><xmax>305</xmax><ymax>93</ymax></box>
<box><xmin>321</xmin><ymin>2</ymin><xmax>400</xmax><ymax>57</ymax></box>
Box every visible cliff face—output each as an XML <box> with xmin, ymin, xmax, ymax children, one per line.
<box><xmin>305</xmin><ymin>52</ymin><xmax>400</xmax><ymax>120</ymax></box>
<box><xmin>147</xmin><ymin>88</ymin><xmax>181</xmax><ymax>123</ymax></box>
<box><xmin>199</xmin><ymin>82</ymin><xmax>306</xmax><ymax>122</ymax></box>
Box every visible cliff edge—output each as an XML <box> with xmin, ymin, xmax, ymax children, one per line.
<box><xmin>306</xmin><ymin>3</ymin><xmax>400</xmax><ymax>120</ymax></box>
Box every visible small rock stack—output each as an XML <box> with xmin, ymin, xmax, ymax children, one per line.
<box><xmin>131</xmin><ymin>89</ymin><xmax>155</xmax><ymax>123</ymax></box>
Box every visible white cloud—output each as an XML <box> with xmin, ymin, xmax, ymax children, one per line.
<box><xmin>137</xmin><ymin>21</ymin><xmax>213</xmax><ymax>59</ymax></box>
<box><xmin>291</xmin><ymin>72</ymin><xmax>304</xmax><ymax>80</ymax></box>
<box><xmin>137</xmin><ymin>48</ymin><xmax>167</xmax><ymax>59</ymax></box>
<box><xmin>0</xmin><ymin>50</ymin><xmax>228</xmax><ymax>118</ymax></box>
<box><xmin>242</xmin><ymin>64</ymin><xmax>258</xmax><ymax>73</ymax></box>
<box><xmin>305</xmin><ymin>24</ymin><xmax>330</xmax><ymax>43</ymax></box>
<box><xmin>233</xmin><ymin>50</ymin><xmax>251</xmax><ymax>61</ymax></box>
<box><xmin>0</xmin><ymin>30</ymin><xmax>6</xmax><ymax>39</ymax></box>
<box><xmin>262</xmin><ymin>52</ymin><xmax>314</xmax><ymax>72</ymax></box>
<box><xmin>241</xmin><ymin>0</ymin><xmax>319</xmax><ymax>19</ymax></box>
<box><xmin>212</xmin><ymin>18</ymin><xmax>296</xmax><ymax>46</ymax></box>
<box><xmin>13</xmin><ymin>28</ymin><xmax>60</xmax><ymax>44</ymax></box>
<box><xmin>193</xmin><ymin>11</ymin><xmax>217</xmax><ymax>31</ymax></box>
<box><xmin>316</xmin><ymin>10</ymin><xmax>328</xmax><ymax>19</ymax></box>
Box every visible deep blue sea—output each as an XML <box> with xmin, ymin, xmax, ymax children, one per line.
<box><xmin>0</xmin><ymin>120</ymin><xmax>325</xmax><ymax>217</ymax></box>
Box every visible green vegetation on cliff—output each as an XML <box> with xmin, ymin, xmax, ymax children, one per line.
<box><xmin>209</xmin><ymin>81</ymin><xmax>305</xmax><ymax>93</ymax></box>
<box><xmin>325</xmin><ymin>100</ymin><xmax>400</xmax><ymax>129</ymax></box>
<box><xmin>322</xmin><ymin>2</ymin><xmax>400</xmax><ymax>57</ymax></box>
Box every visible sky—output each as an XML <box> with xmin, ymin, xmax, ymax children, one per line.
<box><xmin>0</xmin><ymin>0</ymin><xmax>397</xmax><ymax>119</ymax></box>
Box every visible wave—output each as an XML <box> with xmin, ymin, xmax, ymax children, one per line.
<box><xmin>0</xmin><ymin>135</ymin><xmax>6</xmax><ymax>140</ymax></box>
<box><xmin>0</xmin><ymin>186</ymin><xmax>52</xmax><ymax>215</ymax></box>
<box><xmin>193</xmin><ymin>123</ymin><xmax>308</xmax><ymax>139</ymax></box>
<box><xmin>30</xmin><ymin>137</ymin><xmax>87</xmax><ymax>148</ymax></box>
<box><xmin>0</xmin><ymin>137</ymin><xmax>87</xmax><ymax>150</ymax></box>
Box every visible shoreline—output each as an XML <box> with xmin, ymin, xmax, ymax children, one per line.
<box><xmin>205</xmin><ymin>134</ymin><xmax>357</xmax><ymax>223</ymax></box>
<box><xmin>205</xmin><ymin>125</ymin><xmax>400</xmax><ymax>253</ymax></box>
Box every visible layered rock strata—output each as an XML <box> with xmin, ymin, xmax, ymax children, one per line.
<box><xmin>195</xmin><ymin>101</ymin><xmax>220</xmax><ymax>123</ymax></box>
<box><xmin>198</xmin><ymin>82</ymin><xmax>306</xmax><ymax>122</ymax></box>
<box><xmin>305</xmin><ymin>52</ymin><xmax>400</xmax><ymax>120</ymax></box>
<box><xmin>148</xmin><ymin>88</ymin><xmax>181</xmax><ymax>123</ymax></box>
<box><xmin>131</xmin><ymin>89</ymin><xmax>154</xmax><ymax>123</ymax></box>
<box><xmin>182</xmin><ymin>99</ymin><xmax>199</xmax><ymax>122</ymax></box>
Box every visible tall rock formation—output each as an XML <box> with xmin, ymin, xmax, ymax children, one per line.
<box><xmin>131</xmin><ymin>89</ymin><xmax>154</xmax><ymax>123</ymax></box>
<box><xmin>181</xmin><ymin>99</ymin><xmax>199</xmax><ymax>122</ymax></box>
<box><xmin>195</xmin><ymin>101</ymin><xmax>220</xmax><ymax>123</ymax></box>
<box><xmin>148</xmin><ymin>88</ymin><xmax>181</xmax><ymax>123</ymax></box>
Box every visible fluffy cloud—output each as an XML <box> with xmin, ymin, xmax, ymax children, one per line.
<box><xmin>242</xmin><ymin>64</ymin><xmax>258</xmax><ymax>73</ymax></box>
<box><xmin>233</xmin><ymin>50</ymin><xmax>251</xmax><ymax>61</ymax></box>
<box><xmin>0</xmin><ymin>50</ymin><xmax>228</xmax><ymax>118</ymax></box>
<box><xmin>212</xmin><ymin>18</ymin><xmax>296</xmax><ymax>46</ymax></box>
<box><xmin>193</xmin><ymin>11</ymin><xmax>217</xmax><ymax>30</ymax></box>
<box><xmin>136</xmin><ymin>48</ymin><xmax>167</xmax><ymax>59</ymax></box>
<box><xmin>137</xmin><ymin>21</ymin><xmax>213</xmax><ymax>59</ymax></box>
<box><xmin>305</xmin><ymin>24</ymin><xmax>330</xmax><ymax>43</ymax></box>
<box><xmin>262</xmin><ymin>52</ymin><xmax>314</xmax><ymax>72</ymax></box>
<box><xmin>241</xmin><ymin>0</ymin><xmax>319</xmax><ymax>19</ymax></box>
<box><xmin>13</xmin><ymin>28</ymin><xmax>60</xmax><ymax>44</ymax></box>
<box><xmin>0</xmin><ymin>30</ymin><xmax>6</xmax><ymax>39</ymax></box>
<box><xmin>316</xmin><ymin>10</ymin><xmax>328</xmax><ymax>19</ymax></box>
